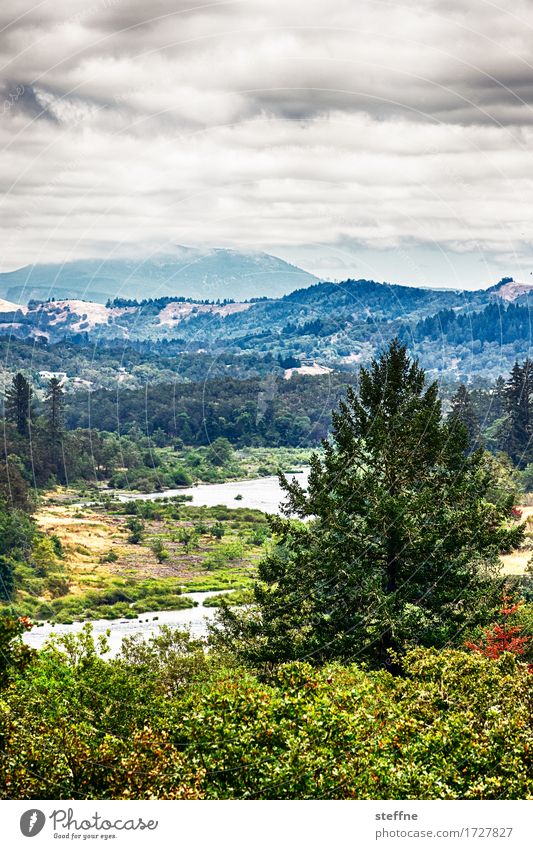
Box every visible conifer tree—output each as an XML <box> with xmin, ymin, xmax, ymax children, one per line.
<box><xmin>449</xmin><ymin>384</ymin><xmax>480</xmax><ymax>451</ymax></box>
<box><xmin>5</xmin><ymin>373</ymin><xmax>32</xmax><ymax>437</ymax></box>
<box><xmin>45</xmin><ymin>378</ymin><xmax>65</xmax><ymax>481</ymax></box>
<box><xmin>500</xmin><ymin>360</ymin><xmax>533</xmax><ymax>467</ymax></box>
<box><xmin>218</xmin><ymin>340</ymin><xmax>523</xmax><ymax>670</ymax></box>
<box><xmin>492</xmin><ymin>376</ymin><xmax>507</xmax><ymax>420</ymax></box>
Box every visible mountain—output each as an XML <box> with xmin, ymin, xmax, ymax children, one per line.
<box><xmin>0</xmin><ymin>248</ymin><xmax>318</xmax><ymax>304</ymax></box>
<box><xmin>0</xmin><ymin>278</ymin><xmax>467</xmax><ymax>344</ymax></box>
<box><xmin>0</xmin><ymin>274</ymin><xmax>528</xmax><ymax>383</ymax></box>
<box><xmin>0</xmin><ymin>297</ymin><xmax>25</xmax><ymax>314</ymax></box>
<box><xmin>486</xmin><ymin>276</ymin><xmax>533</xmax><ymax>302</ymax></box>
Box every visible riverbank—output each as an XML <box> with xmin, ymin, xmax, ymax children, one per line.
<box><xmin>19</xmin><ymin>489</ymin><xmax>278</xmax><ymax>623</ymax></box>
<box><xmin>23</xmin><ymin>590</ymin><xmax>229</xmax><ymax>655</ymax></box>
<box><xmin>7</xmin><ymin>469</ymin><xmax>530</xmax><ymax>631</ymax></box>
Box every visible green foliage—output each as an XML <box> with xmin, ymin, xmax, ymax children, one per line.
<box><xmin>248</xmin><ymin>525</ymin><xmax>269</xmax><ymax>546</ymax></box>
<box><xmin>203</xmin><ymin>588</ymin><xmax>254</xmax><ymax>607</ymax></box>
<box><xmin>5</xmin><ymin>373</ymin><xmax>32</xmax><ymax>437</ymax></box>
<box><xmin>0</xmin><ymin>557</ymin><xmax>15</xmax><ymax>601</ymax></box>
<box><xmin>217</xmin><ymin>341</ymin><xmax>524</xmax><ymax>668</ymax></box>
<box><xmin>0</xmin><ymin>639</ymin><xmax>531</xmax><ymax>799</ymax></box>
<box><xmin>100</xmin><ymin>549</ymin><xmax>118</xmax><ymax>563</ymax></box>
<box><xmin>34</xmin><ymin>579</ymin><xmax>195</xmax><ymax>623</ymax></box>
<box><xmin>151</xmin><ymin>537</ymin><xmax>170</xmax><ymax>563</ymax></box>
<box><xmin>206</xmin><ymin>437</ymin><xmax>234</xmax><ymax>466</ymax></box>
<box><xmin>0</xmin><ymin>613</ymin><xmax>34</xmax><ymax>689</ymax></box>
<box><xmin>0</xmin><ymin>505</ymin><xmax>35</xmax><ymax>558</ymax></box>
<box><xmin>203</xmin><ymin>540</ymin><xmax>245</xmax><ymax>571</ymax></box>
<box><xmin>499</xmin><ymin>359</ymin><xmax>533</xmax><ymax>467</ymax></box>
<box><xmin>211</xmin><ymin>522</ymin><xmax>225</xmax><ymax>540</ymax></box>
<box><xmin>175</xmin><ymin>526</ymin><xmax>199</xmax><ymax>552</ymax></box>
<box><xmin>125</xmin><ymin>516</ymin><xmax>145</xmax><ymax>544</ymax></box>
<box><xmin>449</xmin><ymin>384</ymin><xmax>480</xmax><ymax>451</ymax></box>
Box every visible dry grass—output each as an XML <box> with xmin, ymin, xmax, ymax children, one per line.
<box><xmin>34</xmin><ymin>502</ymin><xmax>255</xmax><ymax>594</ymax></box>
<box><xmin>498</xmin><ymin>505</ymin><xmax>533</xmax><ymax>576</ymax></box>
<box><xmin>36</xmin><ymin>499</ymin><xmax>533</xmax><ymax>595</ymax></box>
<box><xmin>35</xmin><ymin>505</ymin><xmax>129</xmax><ymax>593</ymax></box>
<box><xmin>500</xmin><ymin>551</ymin><xmax>531</xmax><ymax>575</ymax></box>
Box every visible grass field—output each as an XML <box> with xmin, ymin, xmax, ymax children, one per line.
<box><xmin>18</xmin><ymin>496</ymin><xmax>268</xmax><ymax>622</ymax></box>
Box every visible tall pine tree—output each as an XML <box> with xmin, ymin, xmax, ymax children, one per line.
<box><xmin>218</xmin><ymin>340</ymin><xmax>523</xmax><ymax>670</ymax></box>
<box><xmin>45</xmin><ymin>378</ymin><xmax>65</xmax><ymax>482</ymax></box>
<box><xmin>5</xmin><ymin>373</ymin><xmax>32</xmax><ymax>437</ymax></box>
<box><xmin>500</xmin><ymin>359</ymin><xmax>533</xmax><ymax>467</ymax></box>
<box><xmin>449</xmin><ymin>384</ymin><xmax>480</xmax><ymax>452</ymax></box>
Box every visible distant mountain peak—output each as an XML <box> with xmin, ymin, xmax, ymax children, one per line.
<box><xmin>488</xmin><ymin>277</ymin><xmax>533</xmax><ymax>301</ymax></box>
<box><xmin>0</xmin><ymin>249</ymin><xmax>318</xmax><ymax>304</ymax></box>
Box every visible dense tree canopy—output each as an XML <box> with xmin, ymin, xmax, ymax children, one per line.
<box><xmin>218</xmin><ymin>340</ymin><xmax>523</xmax><ymax>668</ymax></box>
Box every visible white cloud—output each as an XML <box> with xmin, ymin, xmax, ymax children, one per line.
<box><xmin>1</xmin><ymin>0</ymin><xmax>533</xmax><ymax>286</ymax></box>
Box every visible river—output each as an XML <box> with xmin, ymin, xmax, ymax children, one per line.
<box><xmin>24</xmin><ymin>591</ymin><xmax>228</xmax><ymax>655</ymax></box>
<box><xmin>24</xmin><ymin>470</ymin><xmax>309</xmax><ymax>653</ymax></box>
<box><xmin>115</xmin><ymin>468</ymin><xmax>309</xmax><ymax>513</ymax></box>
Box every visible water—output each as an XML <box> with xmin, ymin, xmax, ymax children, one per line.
<box><xmin>23</xmin><ymin>591</ymin><xmax>228</xmax><ymax>656</ymax></box>
<box><xmin>24</xmin><ymin>470</ymin><xmax>309</xmax><ymax>654</ymax></box>
<box><xmin>114</xmin><ymin>469</ymin><xmax>309</xmax><ymax>514</ymax></box>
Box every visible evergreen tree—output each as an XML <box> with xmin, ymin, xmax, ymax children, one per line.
<box><xmin>45</xmin><ymin>378</ymin><xmax>65</xmax><ymax>481</ymax></box>
<box><xmin>0</xmin><ymin>556</ymin><xmax>15</xmax><ymax>601</ymax></box>
<box><xmin>492</xmin><ymin>376</ymin><xmax>507</xmax><ymax>420</ymax></box>
<box><xmin>5</xmin><ymin>373</ymin><xmax>32</xmax><ymax>437</ymax></box>
<box><xmin>500</xmin><ymin>360</ymin><xmax>533</xmax><ymax>467</ymax></box>
<box><xmin>449</xmin><ymin>384</ymin><xmax>480</xmax><ymax>451</ymax></box>
<box><xmin>46</xmin><ymin>378</ymin><xmax>64</xmax><ymax>436</ymax></box>
<box><xmin>218</xmin><ymin>340</ymin><xmax>523</xmax><ymax>670</ymax></box>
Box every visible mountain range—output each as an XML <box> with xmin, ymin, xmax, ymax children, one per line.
<box><xmin>1</xmin><ymin>270</ymin><xmax>533</xmax><ymax>384</ymax></box>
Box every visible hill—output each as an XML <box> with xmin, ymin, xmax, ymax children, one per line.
<box><xmin>0</xmin><ymin>248</ymin><xmax>318</xmax><ymax>304</ymax></box>
<box><xmin>0</xmin><ymin>274</ymin><xmax>529</xmax><ymax>384</ymax></box>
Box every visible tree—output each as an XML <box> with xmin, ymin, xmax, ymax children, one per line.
<box><xmin>466</xmin><ymin>592</ymin><xmax>531</xmax><ymax>665</ymax></box>
<box><xmin>0</xmin><ymin>614</ymin><xmax>34</xmax><ymax>689</ymax></box>
<box><xmin>5</xmin><ymin>373</ymin><xmax>32</xmax><ymax>437</ymax></box>
<box><xmin>126</xmin><ymin>517</ymin><xmax>145</xmax><ymax>544</ymax></box>
<box><xmin>492</xmin><ymin>376</ymin><xmax>507</xmax><ymax>420</ymax></box>
<box><xmin>176</xmin><ymin>526</ymin><xmax>199</xmax><ymax>552</ymax></box>
<box><xmin>0</xmin><ymin>459</ymin><xmax>31</xmax><ymax>511</ymax></box>
<box><xmin>151</xmin><ymin>537</ymin><xmax>169</xmax><ymax>563</ymax></box>
<box><xmin>206</xmin><ymin>437</ymin><xmax>234</xmax><ymax>467</ymax></box>
<box><xmin>217</xmin><ymin>340</ymin><xmax>523</xmax><ymax>670</ymax></box>
<box><xmin>0</xmin><ymin>555</ymin><xmax>15</xmax><ymax>601</ymax></box>
<box><xmin>449</xmin><ymin>384</ymin><xmax>480</xmax><ymax>451</ymax></box>
<box><xmin>45</xmin><ymin>378</ymin><xmax>65</xmax><ymax>481</ymax></box>
<box><xmin>500</xmin><ymin>360</ymin><xmax>533</xmax><ymax>467</ymax></box>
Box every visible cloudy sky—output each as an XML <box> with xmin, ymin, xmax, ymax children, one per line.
<box><xmin>1</xmin><ymin>0</ymin><xmax>533</xmax><ymax>288</ymax></box>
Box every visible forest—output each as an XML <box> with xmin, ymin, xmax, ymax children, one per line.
<box><xmin>3</xmin><ymin>277</ymin><xmax>533</xmax><ymax>386</ymax></box>
<box><xmin>0</xmin><ymin>340</ymin><xmax>532</xmax><ymax>800</ymax></box>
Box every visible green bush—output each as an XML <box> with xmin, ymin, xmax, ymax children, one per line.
<box><xmin>0</xmin><ymin>644</ymin><xmax>531</xmax><ymax>799</ymax></box>
<box><xmin>0</xmin><ymin>556</ymin><xmax>16</xmax><ymax>601</ymax></box>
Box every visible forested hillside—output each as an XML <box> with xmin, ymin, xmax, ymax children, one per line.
<box><xmin>1</xmin><ymin>276</ymin><xmax>532</xmax><ymax>383</ymax></box>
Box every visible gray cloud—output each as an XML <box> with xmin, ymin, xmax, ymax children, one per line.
<box><xmin>1</xmin><ymin>0</ymin><xmax>533</xmax><ymax>287</ymax></box>
<box><xmin>1</xmin><ymin>81</ymin><xmax>59</xmax><ymax>122</ymax></box>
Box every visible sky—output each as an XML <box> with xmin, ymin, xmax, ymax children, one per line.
<box><xmin>1</xmin><ymin>0</ymin><xmax>533</xmax><ymax>289</ymax></box>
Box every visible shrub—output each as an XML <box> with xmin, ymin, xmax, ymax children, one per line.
<box><xmin>0</xmin><ymin>556</ymin><xmax>16</xmax><ymax>601</ymax></box>
<box><xmin>126</xmin><ymin>517</ymin><xmax>145</xmax><ymax>544</ymax></box>
<box><xmin>100</xmin><ymin>550</ymin><xmax>119</xmax><ymax>563</ymax></box>
<box><xmin>151</xmin><ymin>538</ymin><xmax>170</xmax><ymax>564</ymax></box>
